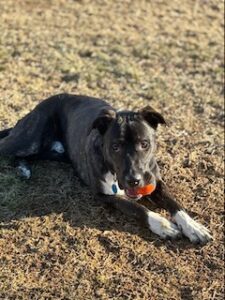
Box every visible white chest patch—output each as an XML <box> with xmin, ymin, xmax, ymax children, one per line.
<box><xmin>101</xmin><ymin>172</ymin><xmax>125</xmax><ymax>196</ymax></box>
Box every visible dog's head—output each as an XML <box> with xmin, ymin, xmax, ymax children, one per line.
<box><xmin>92</xmin><ymin>105</ymin><xmax>166</xmax><ymax>196</ymax></box>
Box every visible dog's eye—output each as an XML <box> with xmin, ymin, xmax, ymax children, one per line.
<box><xmin>112</xmin><ymin>143</ymin><xmax>120</xmax><ymax>152</ymax></box>
<box><xmin>140</xmin><ymin>140</ymin><xmax>149</xmax><ymax>150</ymax></box>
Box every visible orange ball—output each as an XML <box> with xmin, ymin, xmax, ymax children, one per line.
<box><xmin>136</xmin><ymin>184</ymin><xmax>156</xmax><ymax>196</ymax></box>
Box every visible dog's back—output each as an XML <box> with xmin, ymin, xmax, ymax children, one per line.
<box><xmin>0</xmin><ymin>94</ymin><xmax>111</xmax><ymax>156</ymax></box>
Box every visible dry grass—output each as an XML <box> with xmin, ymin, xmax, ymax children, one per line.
<box><xmin>0</xmin><ymin>0</ymin><xmax>224</xmax><ymax>299</ymax></box>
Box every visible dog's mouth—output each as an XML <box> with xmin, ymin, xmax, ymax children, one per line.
<box><xmin>125</xmin><ymin>188</ymin><xmax>143</xmax><ymax>200</ymax></box>
<box><xmin>118</xmin><ymin>182</ymin><xmax>142</xmax><ymax>200</ymax></box>
<box><xmin>124</xmin><ymin>184</ymin><xmax>156</xmax><ymax>200</ymax></box>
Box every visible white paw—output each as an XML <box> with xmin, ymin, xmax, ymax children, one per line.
<box><xmin>148</xmin><ymin>211</ymin><xmax>181</xmax><ymax>239</ymax></box>
<box><xmin>17</xmin><ymin>165</ymin><xmax>31</xmax><ymax>179</ymax></box>
<box><xmin>51</xmin><ymin>141</ymin><xmax>65</xmax><ymax>153</ymax></box>
<box><xmin>174</xmin><ymin>210</ymin><xmax>212</xmax><ymax>244</ymax></box>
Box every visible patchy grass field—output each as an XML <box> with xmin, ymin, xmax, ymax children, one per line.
<box><xmin>0</xmin><ymin>0</ymin><xmax>224</xmax><ymax>299</ymax></box>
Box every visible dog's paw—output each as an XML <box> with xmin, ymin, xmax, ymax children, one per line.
<box><xmin>174</xmin><ymin>210</ymin><xmax>213</xmax><ymax>244</ymax></box>
<box><xmin>147</xmin><ymin>211</ymin><xmax>182</xmax><ymax>240</ymax></box>
<box><xmin>51</xmin><ymin>141</ymin><xmax>65</xmax><ymax>153</ymax></box>
<box><xmin>17</xmin><ymin>164</ymin><xmax>31</xmax><ymax>179</ymax></box>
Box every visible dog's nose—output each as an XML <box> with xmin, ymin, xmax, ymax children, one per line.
<box><xmin>126</xmin><ymin>175</ymin><xmax>141</xmax><ymax>188</ymax></box>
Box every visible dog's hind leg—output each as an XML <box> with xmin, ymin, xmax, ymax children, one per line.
<box><xmin>27</xmin><ymin>139</ymin><xmax>68</xmax><ymax>162</ymax></box>
<box><xmin>0</xmin><ymin>128</ymin><xmax>12</xmax><ymax>139</ymax></box>
<box><xmin>11</xmin><ymin>139</ymin><xmax>69</xmax><ymax>179</ymax></box>
<box><xmin>0</xmin><ymin>109</ymin><xmax>52</xmax><ymax>179</ymax></box>
<box><xmin>0</xmin><ymin>109</ymin><xmax>50</xmax><ymax>157</ymax></box>
<box><xmin>13</xmin><ymin>140</ymin><xmax>69</xmax><ymax>179</ymax></box>
<box><xmin>0</xmin><ymin>127</ymin><xmax>32</xmax><ymax>179</ymax></box>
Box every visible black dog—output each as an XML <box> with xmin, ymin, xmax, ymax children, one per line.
<box><xmin>0</xmin><ymin>94</ymin><xmax>212</xmax><ymax>243</ymax></box>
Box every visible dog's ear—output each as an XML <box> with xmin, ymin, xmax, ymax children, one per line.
<box><xmin>139</xmin><ymin>105</ymin><xmax>166</xmax><ymax>130</ymax></box>
<box><xmin>92</xmin><ymin>109</ymin><xmax>116</xmax><ymax>135</ymax></box>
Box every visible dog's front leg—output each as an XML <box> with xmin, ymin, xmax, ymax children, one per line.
<box><xmin>148</xmin><ymin>181</ymin><xmax>212</xmax><ymax>244</ymax></box>
<box><xmin>95</xmin><ymin>194</ymin><xmax>181</xmax><ymax>240</ymax></box>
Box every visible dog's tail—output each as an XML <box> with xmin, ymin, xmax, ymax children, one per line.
<box><xmin>0</xmin><ymin>128</ymin><xmax>12</xmax><ymax>139</ymax></box>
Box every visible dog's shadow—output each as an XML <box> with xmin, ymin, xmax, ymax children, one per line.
<box><xmin>0</xmin><ymin>159</ymin><xmax>202</xmax><ymax>252</ymax></box>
